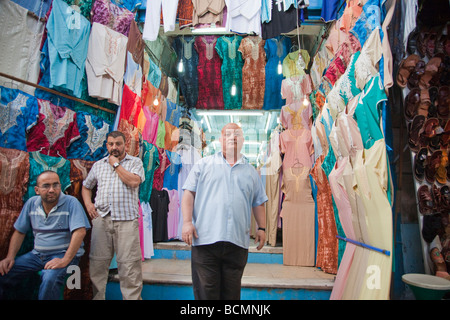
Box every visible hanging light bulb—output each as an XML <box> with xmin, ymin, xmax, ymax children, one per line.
<box><xmin>303</xmin><ymin>95</ymin><xmax>308</xmax><ymax>106</ymax></box>
<box><xmin>178</xmin><ymin>59</ymin><xmax>184</xmax><ymax>73</ymax></box>
<box><xmin>153</xmin><ymin>97</ymin><xmax>159</xmax><ymax>106</ymax></box>
<box><xmin>277</xmin><ymin>61</ymin><xmax>282</xmax><ymax>75</ymax></box>
<box><xmin>231</xmin><ymin>83</ymin><xmax>237</xmax><ymax>96</ymax></box>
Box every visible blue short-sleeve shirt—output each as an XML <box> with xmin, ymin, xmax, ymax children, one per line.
<box><xmin>14</xmin><ymin>193</ymin><xmax>91</xmax><ymax>257</ymax></box>
<box><xmin>183</xmin><ymin>152</ymin><xmax>268</xmax><ymax>249</ymax></box>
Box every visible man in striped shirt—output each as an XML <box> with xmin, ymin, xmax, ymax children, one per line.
<box><xmin>0</xmin><ymin>170</ymin><xmax>90</xmax><ymax>300</ymax></box>
<box><xmin>82</xmin><ymin>131</ymin><xmax>145</xmax><ymax>300</ymax></box>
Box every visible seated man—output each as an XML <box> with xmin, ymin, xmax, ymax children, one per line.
<box><xmin>0</xmin><ymin>170</ymin><xmax>90</xmax><ymax>300</ymax></box>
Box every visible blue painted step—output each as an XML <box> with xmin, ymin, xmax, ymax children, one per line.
<box><xmin>106</xmin><ymin>241</ymin><xmax>335</xmax><ymax>300</ymax></box>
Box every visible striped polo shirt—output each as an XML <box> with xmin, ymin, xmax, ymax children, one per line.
<box><xmin>14</xmin><ymin>193</ymin><xmax>91</xmax><ymax>257</ymax></box>
<box><xmin>83</xmin><ymin>153</ymin><xmax>145</xmax><ymax>220</ymax></box>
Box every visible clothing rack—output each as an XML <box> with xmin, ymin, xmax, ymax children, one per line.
<box><xmin>0</xmin><ymin>72</ymin><xmax>116</xmax><ymax>115</ymax></box>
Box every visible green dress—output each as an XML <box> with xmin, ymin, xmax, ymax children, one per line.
<box><xmin>215</xmin><ymin>35</ymin><xmax>244</xmax><ymax>109</ymax></box>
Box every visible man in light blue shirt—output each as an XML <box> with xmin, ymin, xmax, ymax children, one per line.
<box><xmin>182</xmin><ymin>123</ymin><xmax>268</xmax><ymax>300</ymax></box>
<box><xmin>0</xmin><ymin>170</ymin><xmax>90</xmax><ymax>300</ymax></box>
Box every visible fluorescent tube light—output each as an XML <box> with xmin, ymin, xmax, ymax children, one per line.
<box><xmin>192</xmin><ymin>27</ymin><xmax>227</xmax><ymax>34</ymax></box>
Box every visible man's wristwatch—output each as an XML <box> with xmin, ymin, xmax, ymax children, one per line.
<box><xmin>258</xmin><ymin>227</ymin><xmax>266</xmax><ymax>232</ymax></box>
<box><xmin>113</xmin><ymin>162</ymin><xmax>120</xmax><ymax>170</ymax></box>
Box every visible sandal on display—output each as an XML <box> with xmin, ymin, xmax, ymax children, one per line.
<box><xmin>407</xmin><ymin>27</ymin><xmax>420</xmax><ymax>55</ymax></box>
<box><xmin>425</xmin><ymin>149</ymin><xmax>442</xmax><ymax>184</ymax></box>
<box><xmin>418</xmin><ymin>185</ymin><xmax>434</xmax><ymax>215</ymax></box>
<box><xmin>418</xmin><ymin>117</ymin><xmax>440</xmax><ymax>149</ymax></box>
<box><xmin>396</xmin><ymin>54</ymin><xmax>421</xmax><ymax>88</ymax></box>
<box><xmin>414</xmin><ymin>147</ymin><xmax>428</xmax><ymax>182</ymax></box>
<box><xmin>419</xmin><ymin>54</ymin><xmax>444</xmax><ymax>89</ymax></box>
<box><xmin>440</xmin><ymin>185</ymin><xmax>450</xmax><ymax>211</ymax></box>
<box><xmin>417</xmin><ymin>88</ymin><xmax>431</xmax><ymax>117</ymax></box>
<box><xmin>404</xmin><ymin>88</ymin><xmax>421</xmax><ymax>121</ymax></box>
<box><xmin>440</xmin><ymin>119</ymin><xmax>450</xmax><ymax>149</ymax></box>
<box><xmin>408</xmin><ymin>115</ymin><xmax>426</xmax><ymax>151</ymax></box>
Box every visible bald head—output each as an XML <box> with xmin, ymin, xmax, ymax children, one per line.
<box><xmin>219</xmin><ymin>123</ymin><xmax>244</xmax><ymax>161</ymax></box>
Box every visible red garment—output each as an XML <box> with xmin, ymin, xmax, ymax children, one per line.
<box><xmin>120</xmin><ymin>84</ymin><xmax>142</xmax><ymax>128</ymax></box>
<box><xmin>195</xmin><ymin>36</ymin><xmax>224</xmax><ymax>109</ymax></box>
<box><xmin>26</xmin><ymin>99</ymin><xmax>80</xmax><ymax>158</ymax></box>
<box><xmin>0</xmin><ymin>148</ymin><xmax>29</xmax><ymax>259</ymax></box>
<box><xmin>152</xmin><ymin>147</ymin><xmax>171</xmax><ymax>190</ymax></box>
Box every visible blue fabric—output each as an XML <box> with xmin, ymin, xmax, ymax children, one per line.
<box><xmin>45</xmin><ymin>0</ymin><xmax>91</xmax><ymax>98</ymax></box>
<box><xmin>263</xmin><ymin>36</ymin><xmax>291</xmax><ymax>110</ymax></box>
<box><xmin>163</xmin><ymin>150</ymin><xmax>182</xmax><ymax>190</ymax></box>
<box><xmin>147</xmin><ymin>57</ymin><xmax>162</xmax><ymax>89</ymax></box>
<box><xmin>0</xmin><ymin>251</ymin><xmax>80</xmax><ymax>300</ymax></box>
<box><xmin>110</xmin><ymin>0</ymin><xmax>142</xmax><ymax>11</ymax></box>
<box><xmin>0</xmin><ymin>86</ymin><xmax>39</xmax><ymax>151</ymax></box>
<box><xmin>14</xmin><ymin>193</ymin><xmax>90</xmax><ymax>257</ymax></box>
<box><xmin>321</xmin><ymin>0</ymin><xmax>341</xmax><ymax>22</ymax></box>
<box><xmin>165</xmin><ymin>100</ymin><xmax>182</xmax><ymax>127</ymax></box>
<box><xmin>182</xmin><ymin>152</ymin><xmax>268</xmax><ymax>249</ymax></box>
<box><xmin>66</xmin><ymin>111</ymin><xmax>111</xmax><ymax>161</ymax></box>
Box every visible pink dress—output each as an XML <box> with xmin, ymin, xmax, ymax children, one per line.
<box><xmin>279</xmin><ymin>129</ymin><xmax>315</xmax><ymax>266</ymax></box>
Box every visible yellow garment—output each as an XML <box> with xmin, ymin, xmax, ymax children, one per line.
<box><xmin>282</xmin><ymin>49</ymin><xmax>310</xmax><ymax>78</ymax></box>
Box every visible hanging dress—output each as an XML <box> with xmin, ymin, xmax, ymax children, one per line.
<box><xmin>238</xmin><ymin>36</ymin><xmax>266</xmax><ymax>109</ymax></box>
<box><xmin>261</xmin><ymin>0</ymin><xmax>298</xmax><ymax>40</ymax></box>
<box><xmin>263</xmin><ymin>36</ymin><xmax>291</xmax><ymax>110</ymax></box>
<box><xmin>216</xmin><ymin>35</ymin><xmax>244</xmax><ymax>109</ymax></box>
<box><xmin>173</xmin><ymin>36</ymin><xmax>199</xmax><ymax>109</ymax></box>
<box><xmin>195</xmin><ymin>36</ymin><xmax>224</xmax><ymax>109</ymax></box>
<box><xmin>352</xmin><ymin>74</ymin><xmax>392</xmax><ymax>300</ymax></box>
<box><xmin>0</xmin><ymin>148</ymin><xmax>29</xmax><ymax>260</ymax></box>
<box><xmin>279</xmin><ymin>128</ymin><xmax>315</xmax><ymax>266</ymax></box>
<box><xmin>310</xmin><ymin>116</ymin><xmax>338</xmax><ymax>274</ymax></box>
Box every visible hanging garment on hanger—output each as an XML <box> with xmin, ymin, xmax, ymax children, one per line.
<box><xmin>117</xmin><ymin>118</ymin><xmax>141</xmax><ymax>157</ymax></box>
<box><xmin>279</xmin><ymin>128</ymin><xmax>315</xmax><ymax>266</ymax></box>
<box><xmin>263</xmin><ymin>36</ymin><xmax>291</xmax><ymax>110</ymax></box>
<box><xmin>195</xmin><ymin>36</ymin><xmax>224</xmax><ymax>109</ymax></box>
<box><xmin>0</xmin><ymin>147</ymin><xmax>29</xmax><ymax>260</ymax></box>
<box><xmin>192</xmin><ymin>0</ymin><xmax>226</xmax><ymax>27</ymax></box>
<box><xmin>91</xmin><ymin>0</ymin><xmax>135</xmax><ymax>36</ymax></box>
<box><xmin>216</xmin><ymin>35</ymin><xmax>244</xmax><ymax>109</ymax></box>
<box><xmin>153</xmin><ymin>147</ymin><xmax>171</xmax><ymax>191</ymax></box>
<box><xmin>124</xmin><ymin>52</ymin><xmax>143</xmax><ymax>97</ymax></box>
<box><xmin>127</xmin><ymin>20</ymin><xmax>145</xmax><ymax>68</ymax></box>
<box><xmin>143</xmin><ymin>0</ymin><xmax>178</xmax><ymax>41</ymax></box>
<box><xmin>0</xmin><ymin>86</ymin><xmax>39</xmax><ymax>151</ymax></box>
<box><xmin>173</xmin><ymin>36</ymin><xmax>199</xmax><ymax>109</ymax></box>
<box><xmin>164</xmin><ymin>189</ymin><xmax>180</xmax><ymax>240</ymax></box>
<box><xmin>280</xmin><ymin>101</ymin><xmax>312</xmax><ymax>130</ymax></box>
<box><xmin>261</xmin><ymin>0</ymin><xmax>298</xmax><ymax>40</ymax></box>
<box><xmin>25</xmin><ymin>151</ymin><xmax>71</xmax><ymax>201</ymax></box>
<box><xmin>0</xmin><ymin>0</ymin><xmax>45</xmax><ymax>96</ymax></box>
<box><xmin>282</xmin><ymin>49</ymin><xmax>310</xmax><ymax>78</ymax></box>
<box><xmin>140</xmin><ymin>140</ymin><xmax>160</xmax><ymax>203</ymax></box>
<box><xmin>164</xmin><ymin>121</ymin><xmax>180</xmax><ymax>151</ymax></box>
<box><xmin>46</xmin><ymin>0</ymin><xmax>91</xmax><ymax>98</ymax></box>
<box><xmin>86</xmin><ymin>22</ymin><xmax>128</xmax><ymax>106</ymax></box>
<box><xmin>163</xmin><ymin>150</ymin><xmax>182</xmax><ymax>190</ymax></box>
<box><xmin>281</xmin><ymin>74</ymin><xmax>312</xmax><ymax>105</ymax></box>
<box><xmin>150</xmin><ymin>188</ymin><xmax>170</xmax><ymax>242</ymax></box>
<box><xmin>225</xmin><ymin>0</ymin><xmax>262</xmax><ymax>35</ymax></box>
<box><xmin>26</xmin><ymin>99</ymin><xmax>81</xmax><ymax>158</ymax></box>
<box><xmin>239</xmin><ymin>36</ymin><xmax>266</xmax><ymax>109</ymax></box>
<box><xmin>67</xmin><ymin>111</ymin><xmax>111</xmax><ymax>161</ymax></box>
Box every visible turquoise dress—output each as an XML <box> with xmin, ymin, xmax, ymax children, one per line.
<box><xmin>216</xmin><ymin>35</ymin><xmax>244</xmax><ymax>110</ymax></box>
<box><xmin>139</xmin><ymin>141</ymin><xmax>160</xmax><ymax>203</ymax></box>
